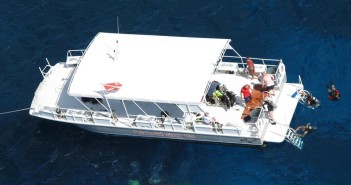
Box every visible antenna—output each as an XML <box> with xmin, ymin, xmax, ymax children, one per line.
<box><xmin>114</xmin><ymin>16</ymin><xmax>120</xmax><ymax>63</ymax></box>
<box><xmin>117</xmin><ymin>16</ymin><xmax>120</xmax><ymax>34</ymax></box>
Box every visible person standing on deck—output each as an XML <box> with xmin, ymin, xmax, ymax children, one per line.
<box><xmin>261</xmin><ymin>72</ymin><xmax>275</xmax><ymax>95</ymax></box>
<box><xmin>246</xmin><ymin>57</ymin><xmax>259</xmax><ymax>80</ymax></box>
<box><xmin>240</xmin><ymin>84</ymin><xmax>254</xmax><ymax>105</ymax></box>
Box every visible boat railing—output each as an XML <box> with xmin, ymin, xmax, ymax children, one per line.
<box><xmin>272</xmin><ymin>60</ymin><xmax>287</xmax><ymax>90</ymax></box>
<box><xmin>132</xmin><ymin>112</ymin><xmax>264</xmax><ymax>138</ymax></box>
<box><xmin>221</xmin><ymin>55</ymin><xmax>281</xmax><ymax>67</ymax></box>
<box><xmin>220</xmin><ymin>125</ymin><xmax>243</xmax><ymax>136</ymax></box>
<box><xmin>254</xmin><ymin>107</ymin><xmax>266</xmax><ymax>130</ymax></box>
<box><xmin>66</xmin><ymin>49</ymin><xmax>85</xmax><ymax>66</ymax></box>
<box><xmin>134</xmin><ymin>115</ymin><xmax>158</xmax><ymax>129</ymax></box>
<box><xmin>37</xmin><ymin>106</ymin><xmax>265</xmax><ymax>138</ymax></box>
<box><xmin>217</xmin><ymin>56</ymin><xmax>282</xmax><ymax>76</ymax></box>
<box><xmin>298</xmin><ymin>75</ymin><xmax>303</xmax><ymax>87</ymax></box>
<box><xmin>37</xmin><ymin>106</ymin><xmax>186</xmax><ymax>131</ymax></box>
<box><xmin>218</xmin><ymin>56</ymin><xmax>287</xmax><ymax>92</ymax></box>
<box><xmin>239</xmin><ymin>107</ymin><xmax>266</xmax><ymax>137</ymax></box>
<box><xmin>202</xmin><ymin>81</ymin><xmax>213</xmax><ymax>103</ymax></box>
<box><xmin>39</xmin><ymin>58</ymin><xmax>53</xmax><ymax>78</ymax></box>
<box><xmin>38</xmin><ymin>106</ymin><xmax>120</xmax><ymax>126</ymax></box>
<box><xmin>132</xmin><ymin>113</ymin><xmax>222</xmax><ymax>134</ymax></box>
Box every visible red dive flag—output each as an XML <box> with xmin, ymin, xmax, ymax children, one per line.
<box><xmin>103</xmin><ymin>82</ymin><xmax>122</xmax><ymax>92</ymax></box>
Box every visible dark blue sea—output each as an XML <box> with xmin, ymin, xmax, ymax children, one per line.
<box><xmin>1</xmin><ymin>0</ymin><xmax>350</xmax><ymax>184</ymax></box>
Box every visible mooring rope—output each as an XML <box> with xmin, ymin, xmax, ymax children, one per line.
<box><xmin>0</xmin><ymin>108</ymin><xmax>31</xmax><ymax>115</ymax></box>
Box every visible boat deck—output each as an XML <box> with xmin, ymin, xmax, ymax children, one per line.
<box><xmin>263</xmin><ymin>83</ymin><xmax>302</xmax><ymax>142</ymax></box>
<box><xmin>32</xmin><ymin>62</ymin><xmax>73</xmax><ymax>109</ymax></box>
<box><xmin>203</xmin><ymin>72</ymin><xmax>301</xmax><ymax>142</ymax></box>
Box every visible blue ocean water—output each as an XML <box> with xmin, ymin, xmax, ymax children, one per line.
<box><xmin>1</xmin><ymin>0</ymin><xmax>351</xmax><ymax>184</ymax></box>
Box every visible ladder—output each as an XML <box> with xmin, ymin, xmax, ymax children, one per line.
<box><xmin>285</xmin><ymin>128</ymin><xmax>304</xmax><ymax>149</ymax></box>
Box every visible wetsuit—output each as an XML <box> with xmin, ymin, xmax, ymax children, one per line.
<box><xmin>328</xmin><ymin>89</ymin><xmax>340</xmax><ymax>101</ymax></box>
<box><xmin>304</xmin><ymin>125</ymin><xmax>314</xmax><ymax>134</ymax></box>
<box><xmin>263</xmin><ymin>100</ymin><xmax>274</xmax><ymax>112</ymax></box>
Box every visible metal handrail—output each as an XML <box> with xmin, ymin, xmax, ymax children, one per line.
<box><xmin>67</xmin><ymin>49</ymin><xmax>85</xmax><ymax>57</ymax></box>
<box><xmin>39</xmin><ymin>58</ymin><xmax>52</xmax><ymax>78</ymax></box>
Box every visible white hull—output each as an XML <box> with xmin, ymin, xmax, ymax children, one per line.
<box><xmin>30</xmin><ymin>111</ymin><xmax>264</xmax><ymax>146</ymax></box>
<box><xmin>75</xmin><ymin>124</ymin><xmax>263</xmax><ymax>146</ymax></box>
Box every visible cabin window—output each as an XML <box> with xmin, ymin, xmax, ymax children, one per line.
<box><xmin>81</xmin><ymin>97</ymin><xmax>103</xmax><ymax>104</ymax></box>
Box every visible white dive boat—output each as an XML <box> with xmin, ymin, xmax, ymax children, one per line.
<box><xmin>30</xmin><ymin>32</ymin><xmax>305</xmax><ymax>148</ymax></box>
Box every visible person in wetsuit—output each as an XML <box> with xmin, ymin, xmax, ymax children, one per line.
<box><xmin>327</xmin><ymin>80</ymin><xmax>340</xmax><ymax>101</ymax></box>
<box><xmin>305</xmin><ymin>93</ymin><xmax>320</xmax><ymax>108</ymax></box>
<box><xmin>294</xmin><ymin>123</ymin><xmax>317</xmax><ymax>137</ymax></box>
<box><xmin>220</xmin><ymin>84</ymin><xmax>236</xmax><ymax>107</ymax></box>
<box><xmin>213</xmin><ymin>85</ymin><xmax>231</xmax><ymax>108</ymax></box>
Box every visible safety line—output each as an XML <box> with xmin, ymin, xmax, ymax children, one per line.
<box><xmin>0</xmin><ymin>108</ymin><xmax>31</xmax><ymax>115</ymax></box>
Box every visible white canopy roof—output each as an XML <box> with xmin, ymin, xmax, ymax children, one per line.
<box><xmin>68</xmin><ymin>32</ymin><xmax>230</xmax><ymax>104</ymax></box>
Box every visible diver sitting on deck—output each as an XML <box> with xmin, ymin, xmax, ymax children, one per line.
<box><xmin>220</xmin><ymin>84</ymin><xmax>236</xmax><ymax>107</ymax></box>
<box><xmin>213</xmin><ymin>85</ymin><xmax>231</xmax><ymax>108</ymax></box>
<box><xmin>160</xmin><ymin>111</ymin><xmax>169</xmax><ymax>123</ymax></box>
<box><xmin>196</xmin><ymin>112</ymin><xmax>216</xmax><ymax>126</ymax></box>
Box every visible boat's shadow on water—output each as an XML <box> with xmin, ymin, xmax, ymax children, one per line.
<box><xmin>29</xmin><ymin>121</ymin><xmax>199</xmax><ymax>184</ymax></box>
